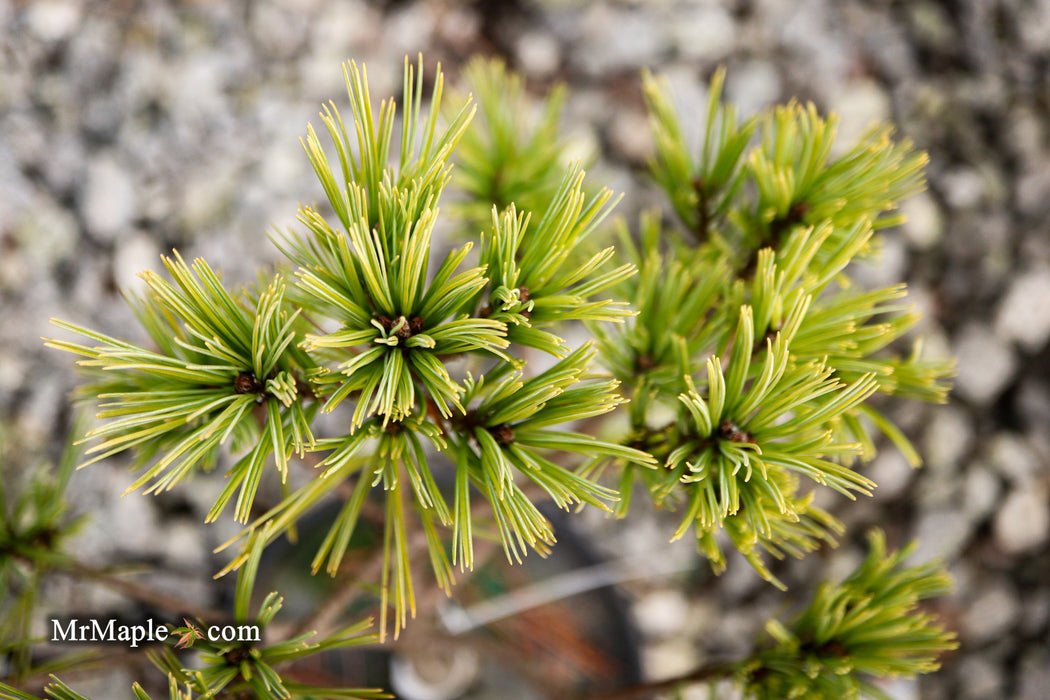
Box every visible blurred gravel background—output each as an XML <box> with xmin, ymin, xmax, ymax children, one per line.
<box><xmin>2</xmin><ymin>1</ymin><xmax>1050</xmax><ymax>698</ymax></box>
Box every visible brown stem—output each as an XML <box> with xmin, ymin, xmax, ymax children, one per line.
<box><xmin>583</xmin><ymin>659</ymin><xmax>738</xmax><ymax>700</ymax></box>
<box><xmin>55</xmin><ymin>559</ymin><xmax>231</xmax><ymax>623</ymax></box>
<box><xmin>286</xmin><ymin>478</ymin><xmax>555</xmax><ymax>643</ymax></box>
<box><xmin>286</xmin><ymin>527</ymin><xmax>430</xmax><ymax>641</ymax></box>
<box><xmin>692</xmin><ymin>176</ymin><xmax>711</xmax><ymax>243</ymax></box>
<box><xmin>423</xmin><ymin>394</ymin><xmax>447</xmax><ymax>432</ymax></box>
<box><xmin>3</xmin><ymin>649</ymin><xmax>151</xmax><ymax>692</ymax></box>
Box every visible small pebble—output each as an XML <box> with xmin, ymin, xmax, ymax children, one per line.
<box><xmin>952</xmin><ymin>322</ymin><xmax>1017</xmax><ymax>405</ymax></box>
<box><xmin>900</xmin><ymin>190</ymin><xmax>944</xmax><ymax>250</ymax></box>
<box><xmin>993</xmin><ymin>487</ymin><xmax>1050</xmax><ymax>555</ymax></box>
<box><xmin>81</xmin><ymin>154</ymin><xmax>137</xmax><ymax>243</ymax></box>
<box><xmin>516</xmin><ymin>31</ymin><xmax>562</xmax><ymax>79</ymax></box>
<box><xmin>956</xmin><ymin>654</ymin><xmax>1005</xmax><ymax>700</ymax></box>
<box><xmin>24</xmin><ymin>0</ymin><xmax>82</xmax><ymax>42</ymax></box>
<box><xmin>994</xmin><ymin>265</ymin><xmax>1050</xmax><ymax>352</ymax></box>
<box><xmin>669</xmin><ymin>5</ymin><xmax>736</xmax><ymax>61</ymax></box>
<box><xmin>963</xmin><ymin>466</ymin><xmax>1001</xmax><ymax>521</ymax></box>
<box><xmin>634</xmin><ymin>590</ymin><xmax>690</xmax><ymax>640</ymax></box>
<box><xmin>112</xmin><ymin>232</ymin><xmax>160</xmax><ymax>293</ymax></box>
<box><xmin>987</xmin><ymin>433</ymin><xmax>1041</xmax><ymax>486</ymax></box>
<box><xmin>910</xmin><ymin>509</ymin><xmax>974</xmax><ymax>563</ymax></box>
<box><xmin>922</xmin><ymin>404</ymin><xmax>975</xmax><ymax>476</ymax></box>
<box><xmin>576</xmin><ymin>5</ymin><xmax>664</xmax><ymax>76</ymax></box>
<box><xmin>962</xmin><ymin>582</ymin><xmax>1019</xmax><ymax>644</ymax></box>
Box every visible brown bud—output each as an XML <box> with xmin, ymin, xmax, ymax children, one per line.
<box><xmin>718</xmin><ymin>418</ymin><xmax>755</xmax><ymax>444</ymax></box>
<box><xmin>234</xmin><ymin>372</ymin><xmax>258</xmax><ymax>394</ymax></box>
<box><xmin>491</xmin><ymin>423</ymin><xmax>515</xmax><ymax>445</ymax></box>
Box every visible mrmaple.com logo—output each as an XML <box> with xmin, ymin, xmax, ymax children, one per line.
<box><xmin>50</xmin><ymin>618</ymin><xmax>260</xmax><ymax>649</ymax></box>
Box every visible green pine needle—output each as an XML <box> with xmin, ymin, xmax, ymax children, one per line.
<box><xmin>740</xmin><ymin>529</ymin><xmax>958</xmax><ymax>700</ymax></box>
<box><xmin>46</xmin><ymin>256</ymin><xmax>315</xmax><ymax>522</ymax></box>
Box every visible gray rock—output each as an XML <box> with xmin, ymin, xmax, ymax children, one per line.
<box><xmin>64</xmin><ymin>18</ymin><xmax>122</xmax><ymax>95</ymax></box>
<box><xmin>1004</xmin><ymin>105</ymin><xmax>1047</xmax><ymax>170</ymax></box>
<box><xmin>993</xmin><ymin>487</ymin><xmax>1050</xmax><ymax>555</ymax></box>
<box><xmin>2</xmin><ymin>110</ymin><xmax>50</xmax><ymax>176</ymax></box>
<box><xmin>941</xmin><ymin>168</ymin><xmax>987</xmax><ymax>210</ymax></box>
<box><xmin>0</xmin><ymin>252</ymin><xmax>27</xmax><ymax>295</ymax></box>
<box><xmin>15</xmin><ymin>372</ymin><xmax>66</xmax><ymax>446</ymax></box>
<box><xmin>515</xmin><ymin>31</ymin><xmax>562</xmax><ymax>80</ymax></box>
<box><xmin>995</xmin><ymin>265</ymin><xmax>1050</xmax><ymax>352</ymax></box>
<box><xmin>910</xmin><ymin>509</ymin><xmax>974</xmax><ymax>563</ymax></box>
<box><xmin>607</xmin><ymin>108</ymin><xmax>653</xmax><ymax>165</ymax></box>
<box><xmin>103</xmin><ymin>471</ymin><xmax>163</xmax><ymax>556</ymax></box>
<box><xmin>712</xmin><ymin>548</ymin><xmax>769</xmax><ymax>604</ymax></box>
<box><xmin>1018</xmin><ymin>591</ymin><xmax>1050</xmax><ymax>637</ymax></box>
<box><xmin>434</xmin><ymin>6</ymin><xmax>480</xmax><ymax>53</ymax></box>
<box><xmin>81</xmin><ymin>154</ymin><xmax>138</xmax><ymax>242</ymax></box>
<box><xmin>381</xmin><ymin>3</ymin><xmax>437</xmax><ymax>64</ymax></box>
<box><xmin>662</xmin><ymin>63</ymin><xmax>707</xmax><ymax>120</ymax></box>
<box><xmin>850</xmin><ymin>234</ymin><xmax>907</xmax><ymax>289</ymax></box>
<box><xmin>52</xmin><ymin>669</ymin><xmax>136</xmax><ymax>700</ymax></box>
<box><xmin>961</xmin><ymin>581</ymin><xmax>1019</xmax><ymax>644</ymax></box>
<box><xmin>24</xmin><ymin>0</ymin><xmax>82</xmax><ymax>43</ymax></box>
<box><xmin>1016</xmin><ymin>378</ymin><xmax>1050</xmax><ymax>435</ymax></box>
<box><xmin>0</xmin><ymin>351</ymin><xmax>26</xmax><ymax>399</ymax></box>
<box><xmin>640</xmin><ymin>638</ymin><xmax>700</xmax><ymax>683</ymax></box>
<box><xmin>900</xmin><ymin>190</ymin><xmax>944</xmax><ymax>250</ymax></box>
<box><xmin>82</xmin><ymin>94</ymin><xmax>124</xmax><ymax>142</ymax></box>
<box><xmin>260</xmin><ymin>124</ymin><xmax>312</xmax><ymax>190</ymax></box>
<box><xmin>1015</xmin><ymin>169</ymin><xmax>1050</xmax><ymax>219</ymax></box>
<box><xmin>40</xmin><ymin>131</ymin><xmax>87</xmax><ymax>196</ymax></box>
<box><xmin>576</xmin><ymin>5</ymin><xmax>665</xmax><ymax>77</ymax></box>
<box><xmin>922</xmin><ymin>404</ymin><xmax>974</xmax><ymax>476</ymax></box>
<box><xmin>300</xmin><ymin>2</ymin><xmax>381</xmax><ymax>100</ymax></box>
<box><xmin>823</xmin><ymin>547</ymin><xmax>865</xmax><ymax>584</ymax></box>
<box><xmin>963</xmin><ymin>466</ymin><xmax>1001</xmax><ymax>522</ymax></box>
<box><xmin>634</xmin><ymin>589</ymin><xmax>690</xmax><ymax>640</ymax></box>
<box><xmin>849</xmin><ymin>4</ymin><xmax>917</xmax><ymax>82</ymax></box>
<box><xmin>987</xmin><ymin>433</ymin><xmax>1041</xmax><ymax>486</ymax></box>
<box><xmin>669</xmin><ymin>5</ymin><xmax>736</xmax><ymax>62</ymax></box>
<box><xmin>907</xmin><ymin>2</ymin><xmax>955</xmax><ymax>50</ymax></box>
<box><xmin>708</xmin><ymin>608</ymin><xmax>763</xmax><ymax>658</ymax></box>
<box><xmin>956</xmin><ymin>654</ymin><xmax>1005</xmax><ymax>700</ymax></box>
<box><xmin>178</xmin><ymin>161</ymin><xmax>242</xmax><ymax>233</ymax></box>
<box><xmin>946</xmin><ymin>560</ymin><xmax>977</xmax><ymax>602</ymax></box>
<box><xmin>161</xmin><ymin>520</ymin><xmax>207</xmax><ymax>571</ymax></box>
<box><xmin>250</xmin><ymin>2</ymin><xmax>311</xmax><ymax>60</ymax></box>
<box><xmin>19</xmin><ymin>192</ymin><xmax>78</xmax><ymax>268</ymax></box>
<box><xmin>877</xmin><ymin>678</ymin><xmax>920</xmax><ymax>700</ymax></box>
<box><xmin>1017</xmin><ymin>1</ymin><xmax>1050</xmax><ymax>53</ymax></box>
<box><xmin>169</xmin><ymin>54</ymin><xmax>227</xmax><ymax>129</ymax></box>
<box><xmin>112</xmin><ymin>232</ymin><xmax>161</xmax><ymax>294</ymax></box>
<box><xmin>831</xmin><ymin>79</ymin><xmax>892</xmax><ymax>151</ymax></box>
<box><xmin>725</xmin><ymin>61</ymin><xmax>781</xmax><ymax>118</ymax></box>
<box><xmin>952</xmin><ymin>322</ymin><xmax>1017</xmax><ymax>405</ymax></box>
<box><xmin>1017</xmin><ymin>650</ymin><xmax>1050</xmax><ymax>700</ymax></box>
<box><xmin>867</xmin><ymin>447</ymin><xmax>916</xmax><ymax>500</ymax></box>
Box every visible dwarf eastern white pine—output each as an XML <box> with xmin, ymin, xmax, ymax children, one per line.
<box><xmin>1</xmin><ymin>55</ymin><xmax>957</xmax><ymax>700</ymax></box>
